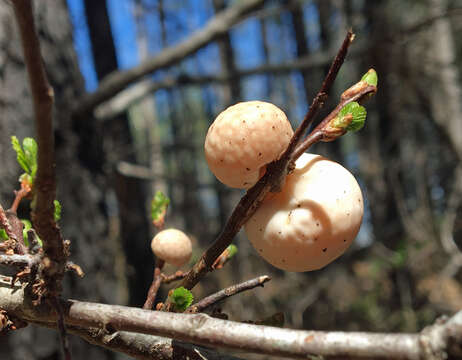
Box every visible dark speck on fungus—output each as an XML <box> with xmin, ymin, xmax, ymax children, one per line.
<box><xmin>322</xmin><ymin>248</ymin><xmax>327</xmax><ymax>252</ymax></box>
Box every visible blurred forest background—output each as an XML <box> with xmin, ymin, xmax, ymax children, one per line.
<box><xmin>1</xmin><ymin>0</ymin><xmax>462</xmax><ymax>358</ymax></box>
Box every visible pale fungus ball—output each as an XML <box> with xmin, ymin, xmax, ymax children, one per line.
<box><xmin>204</xmin><ymin>101</ymin><xmax>294</xmax><ymax>189</ymax></box>
<box><xmin>244</xmin><ymin>153</ymin><xmax>364</xmax><ymax>272</ymax></box>
<box><xmin>151</xmin><ymin>229</ymin><xmax>192</xmax><ymax>267</ymax></box>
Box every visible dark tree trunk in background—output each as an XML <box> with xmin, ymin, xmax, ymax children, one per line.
<box><xmin>0</xmin><ymin>1</ymin><xmax>118</xmax><ymax>358</ymax></box>
<box><xmin>83</xmin><ymin>0</ymin><xmax>118</xmax><ymax>80</ymax></box>
<box><xmin>210</xmin><ymin>0</ymin><xmax>241</xmax><ymax>231</ymax></box>
<box><xmin>285</xmin><ymin>0</ymin><xmax>313</xmax><ymax>104</ymax></box>
<box><xmin>358</xmin><ymin>1</ymin><xmax>405</xmax><ymax>248</ymax></box>
<box><xmin>83</xmin><ymin>0</ymin><xmax>153</xmax><ymax>307</ymax></box>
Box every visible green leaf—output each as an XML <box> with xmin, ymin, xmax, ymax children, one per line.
<box><xmin>0</xmin><ymin>229</ymin><xmax>8</xmax><ymax>241</ymax></box>
<box><xmin>54</xmin><ymin>199</ymin><xmax>62</xmax><ymax>222</ymax></box>
<box><xmin>170</xmin><ymin>287</ymin><xmax>194</xmax><ymax>312</ymax></box>
<box><xmin>334</xmin><ymin>102</ymin><xmax>367</xmax><ymax>132</ymax></box>
<box><xmin>151</xmin><ymin>191</ymin><xmax>170</xmax><ymax>223</ymax></box>
<box><xmin>11</xmin><ymin>136</ymin><xmax>38</xmax><ymax>182</ymax></box>
<box><xmin>226</xmin><ymin>244</ymin><xmax>238</xmax><ymax>259</ymax></box>
<box><xmin>23</xmin><ymin>138</ymin><xmax>38</xmax><ymax>179</ymax></box>
<box><xmin>11</xmin><ymin>136</ymin><xmax>30</xmax><ymax>174</ymax></box>
<box><xmin>21</xmin><ymin>219</ymin><xmax>32</xmax><ymax>246</ymax></box>
<box><xmin>361</xmin><ymin>69</ymin><xmax>378</xmax><ymax>87</ymax></box>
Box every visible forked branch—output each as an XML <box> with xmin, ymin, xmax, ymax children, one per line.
<box><xmin>176</xmin><ymin>30</ymin><xmax>357</xmax><ymax>293</ymax></box>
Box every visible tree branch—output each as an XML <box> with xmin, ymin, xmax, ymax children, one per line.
<box><xmin>12</xmin><ymin>0</ymin><xmax>67</xmax><ymax>299</ymax></box>
<box><xmin>1</xmin><ymin>279</ymin><xmax>462</xmax><ymax>360</ymax></box>
<box><xmin>186</xmin><ymin>275</ymin><xmax>271</xmax><ymax>313</ymax></box>
<box><xmin>176</xmin><ymin>30</ymin><xmax>355</xmax><ymax>293</ymax></box>
<box><xmin>74</xmin><ymin>0</ymin><xmax>265</xmax><ymax>117</ymax></box>
<box><xmin>94</xmin><ymin>50</ymin><xmax>341</xmax><ymax>120</ymax></box>
<box><xmin>30</xmin><ymin>320</ymin><xmax>243</xmax><ymax>360</ymax></box>
<box><xmin>143</xmin><ymin>259</ymin><xmax>164</xmax><ymax>310</ymax></box>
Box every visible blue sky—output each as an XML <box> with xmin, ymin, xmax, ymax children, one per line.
<box><xmin>66</xmin><ymin>0</ymin><xmax>321</xmax><ymax>121</ymax></box>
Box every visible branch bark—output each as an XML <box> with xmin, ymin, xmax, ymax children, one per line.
<box><xmin>186</xmin><ymin>275</ymin><xmax>271</xmax><ymax>313</ymax></box>
<box><xmin>1</xmin><ymin>278</ymin><xmax>462</xmax><ymax>360</ymax></box>
<box><xmin>31</xmin><ymin>320</ymin><xmax>243</xmax><ymax>360</ymax></box>
<box><xmin>12</xmin><ymin>0</ymin><xmax>67</xmax><ymax>299</ymax></box>
<box><xmin>74</xmin><ymin>0</ymin><xmax>265</xmax><ymax>117</ymax></box>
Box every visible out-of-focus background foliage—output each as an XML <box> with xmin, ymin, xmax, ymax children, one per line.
<box><xmin>0</xmin><ymin>0</ymin><xmax>462</xmax><ymax>358</ymax></box>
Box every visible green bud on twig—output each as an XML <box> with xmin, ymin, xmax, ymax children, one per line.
<box><xmin>332</xmin><ymin>102</ymin><xmax>367</xmax><ymax>132</ymax></box>
<box><xmin>361</xmin><ymin>69</ymin><xmax>378</xmax><ymax>87</ymax></box>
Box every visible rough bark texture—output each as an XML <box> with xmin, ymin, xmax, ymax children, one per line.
<box><xmin>0</xmin><ymin>1</ymin><xmax>117</xmax><ymax>358</ymax></box>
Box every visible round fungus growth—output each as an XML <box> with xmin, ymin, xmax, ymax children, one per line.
<box><xmin>151</xmin><ymin>228</ymin><xmax>192</xmax><ymax>267</ymax></box>
<box><xmin>204</xmin><ymin>101</ymin><xmax>294</xmax><ymax>189</ymax></box>
<box><xmin>244</xmin><ymin>153</ymin><xmax>364</xmax><ymax>272</ymax></box>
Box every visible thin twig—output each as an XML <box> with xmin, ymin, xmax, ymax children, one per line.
<box><xmin>0</xmin><ymin>254</ymin><xmax>84</xmax><ymax>278</ymax></box>
<box><xmin>0</xmin><ymin>204</ymin><xmax>18</xmax><ymax>244</ymax></box>
<box><xmin>0</xmin><ymin>253</ymin><xmax>41</xmax><ymax>268</ymax></box>
<box><xmin>48</xmin><ymin>297</ymin><xmax>72</xmax><ymax>360</ymax></box>
<box><xmin>292</xmin><ymin>83</ymin><xmax>377</xmax><ymax>160</ymax></box>
<box><xmin>174</xmin><ymin>31</ymin><xmax>356</xmax><ymax>294</ymax></box>
<box><xmin>161</xmin><ymin>271</ymin><xmax>187</xmax><ymax>284</ymax></box>
<box><xmin>10</xmin><ymin>186</ymin><xmax>31</xmax><ymax>214</ymax></box>
<box><xmin>186</xmin><ymin>275</ymin><xmax>271</xmax><ymax>313</ymax></box>
<box><xmin>0</xmin><ymin>204</ymin><xmax>26</xmax><ymax>255</ymax></box>
<box><xmin>143</xmin><ymin>259</ymin><xmax>165</xmax><ymax>310</ymax></box>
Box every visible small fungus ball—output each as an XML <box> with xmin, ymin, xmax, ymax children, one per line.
<box><xmin>204</xmin><ymin>101</ymin><xmax>294</xmax><ymax>189</ymax></box>
<box><xmin>151</xmin><ymin>229</ymin><xmax>192</xmax><ymax>267</ymax></box>
<box><xmin>244</xmin><ymin>153</ymin><xmax>364</xmax><ymax>272</ymax></box>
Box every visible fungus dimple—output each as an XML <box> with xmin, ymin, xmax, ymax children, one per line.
<box><xmin>322</xmin><ymin>248</ymin><xmax>327</xmax><ymax>252</ymax></box>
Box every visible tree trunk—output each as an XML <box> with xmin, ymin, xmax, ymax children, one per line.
<box><xmin>83</xmin><ymin>0</ymin><xmax>153</xmax><ymax>307</ymax></box>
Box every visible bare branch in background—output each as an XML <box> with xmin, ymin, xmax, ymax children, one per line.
<box><xmin>93</xmin><ymin>8</ymin><xmax>462</xmax><ymax>122</ymax></box>
<box><xmin>94</xmin><ymin>50</ymin><xmax>340</xmax><ymax>120</ymax></box>
<box><xmin>74</xmin><ymin>0</ymin><xmax>266</xmax><ymax>116</ymax></box>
